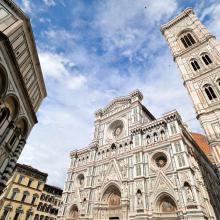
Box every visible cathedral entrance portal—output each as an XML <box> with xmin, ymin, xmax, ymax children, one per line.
<box><xmin>153</xmin><ymin>194</ymin><xmax>179</xmax><ymax>220</ymax></box>
<box><xmin>98</xmin><ymin>184</ymin><xmax>124</xmax><ymax>220</ymax></box>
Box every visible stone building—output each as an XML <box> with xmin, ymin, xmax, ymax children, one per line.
<box><xmin>0</xmin><ymin>163</ymin><xmax>47</xmax><ymax>220</ymax></box>
<box><xmin>161</xmin><ymin>8</ymin><xmax>220</xmax><ymax>169</ymax></box>
<box><xmin>0</xmin><ymin>0</ymin><xmax>46</xmax><ymax>192</ymax></box>
<box><xmin>35</xmin><ymin>184</ymin><xmax>63</xmax><ymax>220</ymax></box>
<box><xmin>58</xmin><ymin>90</ymin><xmax>220</xmax><ymax>220</ymax></box>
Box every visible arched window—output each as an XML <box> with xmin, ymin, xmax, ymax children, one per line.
<box><xmin>111</xmin><ymin>143</ymin><xmax>116</xmax><ymax>150</ymax></box>
<box><xmin>180</xmin><ymin>33</ymin><xmax>196</xmax><ymax>48</ymax></box>
<box><xmin>146</xmin><ymin>135</ymin><xmax>151</xmax><ymax>144</ymax></box>
<box><xmin>37</xmin><ymin>202</ymin><xmax>43</xmax><ymax>211</ymax></box>
<box><xmin>11</xmin><ymin>188</ymin><xmax>19</xmax><ymax>200</ymax></box>
<box><xmin>34</xmin><ymin>214</ymin><xmax>39</xmax><ymax>220</ymax></box>
<box><xmin>204</xmin><ymin>85</ymin><xmax>217</xmax><ymax>100</ymax></box>
<box><xmin>106</xmin><ymin>149</ymin><xmax>109</xmax><ymax>157</ymax></box>
<box><xmin>161</xmin><ymin>130</ymin><xmax>166</xmax><ymax>140</ymax></box>
<box><xmin>202</xmin><ymin>54</ymin><xmax>212</xmax><ymax>65</ymax></box>
<box><xmin>153</xmin><ymin>133</ymin><xmax>158</xmax><ymax>142</ymax></box>
<box><xmin>190</xmin><ymin>60</ymin><xmax>200</xmax><ymax>71</ymax></box>
<box><xmin>21</xmin><ymin>191</ymin><xmax>29</xmax><ymax>203</ymax></box>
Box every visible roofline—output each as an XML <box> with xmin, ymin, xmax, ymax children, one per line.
<box><xmin>160</xmin><ymin>7</ymin><xmax>194</xmax><ymax>34</ymax></box>
<box><xmin>16</xmin><ymin>163</ymin><xmax>48</xmax><ymax>178</ymax></box>
<box><xmin>141</xmin><ymin>104</ymin><xmax>155</xmax><ymax>120</ymax></box>
<box><xmin>3</xmin><ymin>0</ymin><xmax>47</xmax><ymax>99</ymax></box>
<box><xmin>44</xmin><ymin>183</ymin><xmax>63</xmax><ymax>192</ymax></box>
<box><xmin>0</xmin><ymin>32</ymin><xmax>37</xmax><ymax>123</ymax></box>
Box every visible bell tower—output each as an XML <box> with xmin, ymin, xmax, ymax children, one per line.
<box><xmin>161</xmin><ymin>8</ymin><xmax>220</xmax><ymax>168</ymax></box>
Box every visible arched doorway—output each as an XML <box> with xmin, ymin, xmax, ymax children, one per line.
<box><xmin>68</xmin><ymin>204</ymin><xmax>79</xmax><ymax>220</ymax></box>
<box><xmin>99</xmin><ymin>184</ymin><xmax>122</xmax><ymax>220</ymax></box>
<box><xmin>154</xmin><ymin>194</ymin><xmax>179</xmax><ymax>219</ymax></box>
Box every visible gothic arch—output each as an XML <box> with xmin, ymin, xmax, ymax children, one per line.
<box><xmin>189</xmin><ymin>58</ymin><xmax>200</xmax><ymax>71</ymax></box>
<box><xmin>68</xmin><ymin>204</ymin><xmax>79</xmax><ymax>219</ymax></box>
<box><xmin>177</xmin><ymin>28</ymin><xmax>195</xmax><ymax>38</ymax></box>
<box><xmin>202</xmin><ymin>84</ymin><xmax>217</xmax><ymax>101</ymax></box>
<box><xmin>155</xmin><ymin>193</ymin><xmax>177</xmax><ymax>213</ymax></box>
<box><xmin>178</xmin><ymin>29</ymin><xmax>197</xmax><ymax>48</ymax></box>
<box><xmin>101</xmin><ymin>181</ymin><xmax>121</xmax><ymax>206</ymax></box>
<box><xmin>0</xmin><ymin>63</ymin><xmax>8</xmax><ymax>98</ymax></box>
<box><xmin>200</xmin><ymin>52</ymin><xmax>213</xmax><ymax>65</ymax></box>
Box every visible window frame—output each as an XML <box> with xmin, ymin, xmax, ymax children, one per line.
<box><xmin>179</xmin><ymin>32</ymin><xmax>196</xmax><ymax>49</ymax></box>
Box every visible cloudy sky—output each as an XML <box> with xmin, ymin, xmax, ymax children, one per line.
<box><xmin>15</xmin><ymin>0</ymin><xmax>220</xmax><ymax>187</ymax></box>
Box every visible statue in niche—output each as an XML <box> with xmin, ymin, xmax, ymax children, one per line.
<box><xmin>161</xmin><ymin>130</ymin><xmax>166</xmax><ymax>140</ymax></box>
<box><xmin>184</xmin><ymin>182</ymin><xmax>194</xmax><ymax>202</ymax></box>
<box><xmin>79</xmin><ymin>178</ymin><xmax>84</xmax><ymax>186</ymax></box>
<box><xmin>136</xmin><ymin>190</ymin><xmax>143</xmax><ymax>208</ymax></box>
<box><xmin>120</xmin><ymin>160</ymin><xmax>127</xmax><ymax>178</ymax></box>
<box><xmin>82</xmin><ymin>198</ymin><xmax>86</xmax><ymax>212</ymax></box>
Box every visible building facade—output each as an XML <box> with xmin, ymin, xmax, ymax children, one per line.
<box><xmin>161</xmin><ymin>8</ymin><xmax>220</xmax><ymax>169</ymax></box>
<box><xmin>35</xmin><ymin>184</ymin><xmax>63</xmax><ymax>220</ymax></box>
<box><xmin>0</xmin><ymin>0</ymin><xmax>46</xmax><ymax>193</ymax></box>
<box><xmin>58</xmin><ymin>90</ymin><xmax>220</xmax><ymax>220</ymax></box>
<box><xmin>0</xmin><ymin>163</ymin><xmax>47</xmax><ymax>220</ymax></box>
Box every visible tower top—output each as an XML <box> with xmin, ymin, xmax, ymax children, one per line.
<box><xmin>160</xmin><ymin>8</ymin><xmax>194</xmax><ymax>34</ymax></box>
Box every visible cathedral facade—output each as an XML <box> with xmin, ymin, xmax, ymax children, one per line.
<box><xmin>58</xmin><ymin>90</ymin><xmax>220</xmax><ymax>220</ymax></box>
<box><xmin>58</xmin><ymin>8</ymin><xmax>220</xmax><ymax>220</ymax></box>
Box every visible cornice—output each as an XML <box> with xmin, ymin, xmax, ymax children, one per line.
<box><xmin>95</xmin><ymin>89</ymin><xmax>143</xmax><ymax>117</ymax></box>
<box><xmin>130</xmin><ymin>110</ymin><xmax>181</xmax><ymax>135</ymax></box>
<box><xmin>0</xmin><ymin>33</ymin><xmax>37</xmax><ymax>123</ymax></box>
<box><xmin>15</xmin><ymin>163</ymin><xmax>48</xmax><ymax>180</ymax></box>
<box><xmin>161</xmin><ymin>7</ymin><xmax>194</xmax><ymax>34</ymax></box>
<box><xmin>3</xmin><ymin>0</ymin><xmax>47</xmax><ymax>100</ymax></box>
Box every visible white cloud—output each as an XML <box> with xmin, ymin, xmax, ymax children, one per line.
<box><xmin>94</xmin><ymin>0</ymin><xmax>177</xmax><ymax>55</ymax></box>
<box><xmin>200</xmin><ymin>3</ymin><xmax>220</xmax><ymax>40</ymax></box>
<box><xmin>21</xmin><ymin>0</ymin><xmax>31</xmax><ymax>12</ymax></box>
<box><xmin>43</xmin><ymin>0</ymin><xmax>56</xmax><ymax>7</ymax></box>
<box><xmin>39</xmin><ymin>51</ymin><xmax>87</xmax><ymax>91</ymax></box>
<box><xmin>66</xmin><ymin>75</ymin><xmax>87</xmax><ymax>90</ymax></box>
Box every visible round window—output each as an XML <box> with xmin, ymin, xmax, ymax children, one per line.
<box><xmin>152</xmin><ymin>152</ymin><xmax>168</xmax><ymax>169</ymax></box>
<box><xmin>108</xmin><ymin>120</ymin><xmax>124</xmax><ymax>139</ymax></box>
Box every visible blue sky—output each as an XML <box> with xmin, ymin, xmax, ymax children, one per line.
<box><xmin>15</xmin><ymin>0</ymin><xmax>220</xmax><ymax>187</ymax></box>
